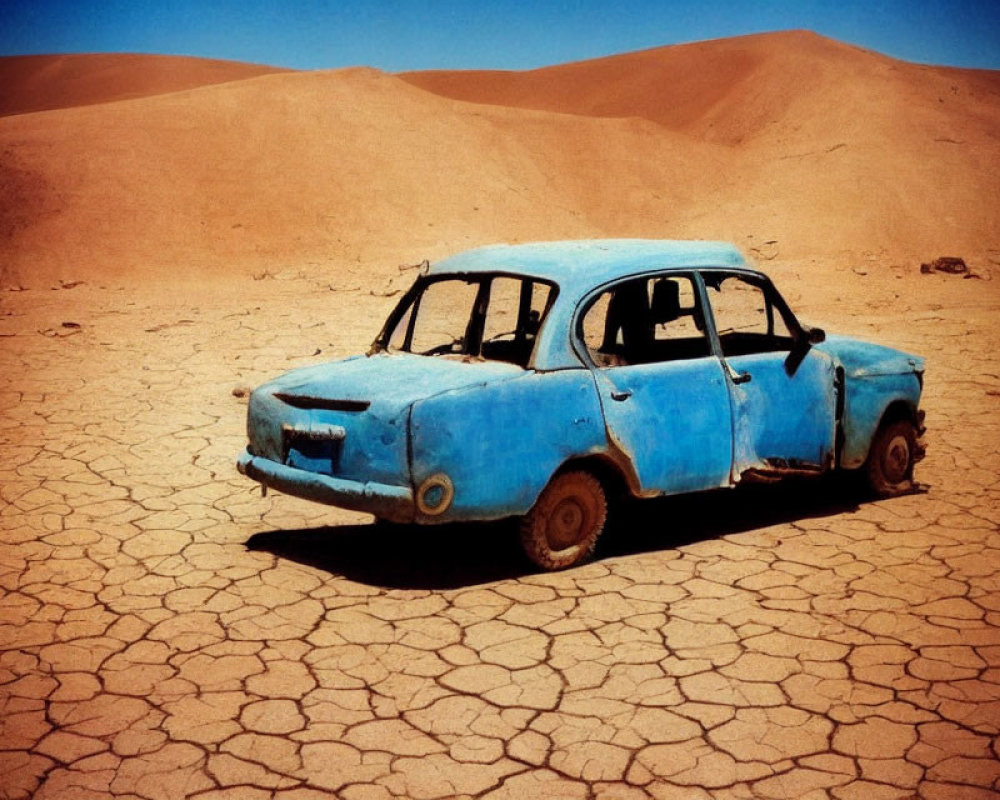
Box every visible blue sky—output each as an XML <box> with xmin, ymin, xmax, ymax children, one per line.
<box><xmin>3</xmin><ymin>0</ymin><xmax>999</xmax><ymax>71</ymax></box>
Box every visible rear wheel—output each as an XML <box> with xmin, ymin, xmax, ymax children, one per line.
<box><xmin>866</xmin><ymin>419</ymin><xmax>917</xmax><ymax>497</ymax></box>
<box><xmin>520</xmin><ymin>471</ymin><xmax>607</xmax><ymax>570</ymax></box>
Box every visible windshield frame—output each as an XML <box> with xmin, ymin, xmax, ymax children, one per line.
<box><xmin>372</xmin><ymin>271</ymin><xmax>559</xmax><ymax>368</ymax></box>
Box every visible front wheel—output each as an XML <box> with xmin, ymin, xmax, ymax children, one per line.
<box><xmin>520</xmin><ymin>471</ymin><xmax>607</xmax><ymax>571</ymax></box>
<box><xmin>865</xmin><ymin>419</ymin><xmax>917</xmax><ymax>497</ymax></box>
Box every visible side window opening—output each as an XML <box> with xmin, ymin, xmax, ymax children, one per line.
<box><xmin>480</xmin><ymin>277</ymin><xmax>552</xmax><ymax>366</ymax></box>
<box><xmin>705</xmin><ymin>273</ymin><xmax>795</xmax><ymax>357</ymax></box>
<box><xmin>581</xmin><ymin>275</ymin><xmax>711</xmax><ymax>367</ymax></box>
<box><xmin>404</xmin><ymin>278</ymin><xmax>480</xmax><ymax>355</ymax></box>
<box><xmin>382</xmin><ymin>274</ymin><xmax>553</xmax><ymax>367</ymax></box>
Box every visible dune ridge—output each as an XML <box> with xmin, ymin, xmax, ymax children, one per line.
<box><xmin>0</xmin><ymin>52</ymin><xmax>291</xmax><ymax>118</ymax></box>
<box><xmin>1</xmin><ymin>31</ymin><xmax>998</xmax><ymax>287</ymax></box>
<box><xmin>402</xmin><ymin>31</ymin><xmax>1000</xmax><ymax>151</ymax></box>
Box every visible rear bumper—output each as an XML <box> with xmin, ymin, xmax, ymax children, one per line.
<box><xmin>237</xmin><ymin>449</ymin><xmax>415</xmax><ymax>523</ymax></box>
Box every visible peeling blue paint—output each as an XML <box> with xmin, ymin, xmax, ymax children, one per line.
<box><xmin>590</xmin><ymin>357</ymin><xmax>732</xmax><ymax>495</ymax></box>
<box><xmin>410</xmin><ymin>369</ymin><xmax>606</xmax><ymax>522</ymax></box>
<box><xmin>817</xmin><ymin>335</ymin><xmax>924</xmax><ymax>468</ymax></box>
<box><xmin>728</xmin><ymin>349</ymin><xmax>838</xmax><ymax>476</ymax></box>
<box><xmin>237</xmin><ymin>240</ymin><xmax>925</xmax><ymax>526</ymax></box>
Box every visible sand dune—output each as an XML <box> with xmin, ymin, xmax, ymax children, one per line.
<box><xmin>0</xmin><ymin>53</ymin><xmax>290</xmax><ymax>117</ymax></box>
<box><xmin>1</xmin><ymin>32</ymin><xmax>998</xmax><ymax>287</ymax></box>
<box><xmin>0</xmin><ymin>66</ymin><xmax>730</xmax><ymax>285</ymax></box>
<box><xmin>402</xmin><ymin>31</ymin><xmax>1000</xmax><ymax>145</ymax></box>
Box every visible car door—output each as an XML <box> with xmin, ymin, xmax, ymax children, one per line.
<box><xmin>700</xmin><ymin>271</ymin><xmax>838</xmax><ymax>479</ymax></box>
<box><xmin>579</xmin><ymin>273</ymin><xmax>733</xmax><ymax>495</ymax></box>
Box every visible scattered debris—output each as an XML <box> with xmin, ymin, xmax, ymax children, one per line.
<box><xmin>286</xmin><ymin>348</ymin><xmax>322</xmax><ymax>359</ymax></box>
<box><xmin>38</xmin><ymin>325</ymin><xmax>81</xmax><ymax>337</ymax></box>
<box><xmin>921</xmin><ymin>256</ymin><xmax>967</xmax><ymax>275</ymax></box>
<box><xmin>920</xmin><ymin>257</ymin><xmax>988</xmax><ymax>280</ymax></box>
<box><xmin>56</xmin><ymin>280</ymin><xmax>85</xmax><ymax>290</ymax></box>
<box><xmin>232</xmin><ymin>385</ymin><xmax>250</xmax><ymax>398</ymax></box>
<box><xmin>144</xmin><ymin>320</ymin><xmax>194</xmax><ymax>332</ymax></box>
<box><xmin>371</xmin><ymin>270</ymin><xmax>414</xmax><ymax>298</ymax></box>
<box><xmin>750</xmin><ymin>240</ymin><xmax>780</xmax><ymax>261</ymax></box>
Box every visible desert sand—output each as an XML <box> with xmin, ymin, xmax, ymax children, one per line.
<box><xmin>1</xmin><ymin>30</ymin><xmax>999</xmax><ymax>800</ymax></box>
<box><xmin>2</xmin><ymin>30</ymin><xmax>999</xmax><ymax>288</ymax></box>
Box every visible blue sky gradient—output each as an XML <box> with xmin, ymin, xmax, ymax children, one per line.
<box><xmin>3</xmin><ymin>0</ymin><xmax>999</xmax><ymax>71</ymax></box>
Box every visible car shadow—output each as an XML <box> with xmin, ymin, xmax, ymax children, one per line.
<box><xmin>247</xmin><ymin>518</ymin><xmax>529</xmax><ymax>590</ymax></box>
<box><xmin>602</xmin><ymin>473</ymin><xmax>869</xmax><ymax>560</ymax></box>
<box><xmin>246</xmin><ymin>474</ymin><xmax>880</xmax><ymax>591</ymax></box>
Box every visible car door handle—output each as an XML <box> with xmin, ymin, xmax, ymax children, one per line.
<box><xmin>611</xmin><ymin>390</ymin><xmax>632</xmax><ymax>401</ymax></box>
<box><xmin>725</xmin><ymin>363</ymin><xmax>752</xmax><ymax>385</ymax></box>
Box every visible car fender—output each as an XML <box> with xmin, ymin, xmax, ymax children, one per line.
<box><xmin>839</xmin><ymin>371</ymin><xmax>923</xmax><ymax>468</ymax></box>
<box><xmin>816</xmin><ymin>335</ymin><xmax>924</xmax><ymax>468</ymax></box>
<box><xmin>408</xmin><ymin>368</ymin><xmax>607</xmax><ymax>522</ymax></box>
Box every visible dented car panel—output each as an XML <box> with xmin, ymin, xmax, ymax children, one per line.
<box><xmin>409</xmin><ymin>370</ymin><xmax>606</xmax><ymax>522</ymax></box>
<box><xmin>816</xmin><ymin>335</ymin><xmax>925</xmax><ymax>468</ymax></box>
<box><xmin>728</xmin><ymin>349</ymin><xmax>838</xmax><ymax>479</ymax></box>
<box><xmin>237</xmin><ymin>239</ymin><xmax>925</xmax><ymax>532</ymax></box>
<box><xmin>590</xmin><ymin>358</ymin><xmax>733</xmax><ymax>495</ymax></box>
<box><xmin>247</xmin><ymin>353</ymin><xmax>525</xmax><ymax>487</ymax></box>
<box><xmin>239</xmin><ymin>353</ymin><xmax>527</xmax><ymax>521</ymax></box>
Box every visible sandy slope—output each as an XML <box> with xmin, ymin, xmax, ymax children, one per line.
<box><xmin>402</xmin><ymin>31</ymin><xmax>1000</xmax><ymax>264</ymax></box>
<box><xmin>1</xmin><ymin>32</ymin><xmax>998</xmax><ymax>287</ymax></box>
<box><xmin>402</xmin><ymin>31</ymin><xmax>1000</xmax><ymax>145</ymax></box>
<box><xmin>0</xmin><ymin>53</ymin><xmax>290</xmax><ymax>117</ymax></box>
<box><xmin>0</xmin><ymin>67</ymin><xmax>730</xmax><ymax>285</ymax></box>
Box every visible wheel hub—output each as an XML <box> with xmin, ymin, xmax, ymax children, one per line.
<box><xmin>884</xmin><ymin>434</ymin><xmax>911</xmax><ymax>483</ymax></box>
<box><xmin>547</xmin><ymin>498</ymin><xmax>585</xmax><ymax>550</ymax></box>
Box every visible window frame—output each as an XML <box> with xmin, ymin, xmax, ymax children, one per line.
<box><xmin>573</xmin><ymin>270</ymin><xmax>715</xmax><ymax>369</ymax></box>
<box><xmin>699</xmin><ymin>269</ymin><xmax>806</xmax><ymax>357</ymax></box>
<box><xmin>373</xmin><ymin>272</ymin><xmax>558</xmax><ymax>368</ymax></box>
<box><xmin>573</xmin><ymin>268</ymin><xmax>810</xmax><ymax>370</ymax></box>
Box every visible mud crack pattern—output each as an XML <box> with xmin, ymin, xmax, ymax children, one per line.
<box><xmin>1</xmin><ymin>268</ymin><xmax>998</xmax><ymax>799</ymax></box>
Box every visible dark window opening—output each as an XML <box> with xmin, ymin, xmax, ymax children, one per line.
<box><xmin>581</xmin><ymin>275</ymin><xmax>711</xmax><ymax>367</ymax></box>
<box><xmin>379</xmin><ymin>274</ymin><xmax>555</xmax><ymax>368</ymax></box>
<box><xmin>703</xmin><ymin>272</ymin><xmax>796</xmax><ymax>357</ymax></box>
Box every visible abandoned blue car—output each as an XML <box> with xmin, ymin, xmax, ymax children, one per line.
<box><xmin>238</xmin><ymin>240</ymin><xmax>925</xmax><ymax>569</ymax></box>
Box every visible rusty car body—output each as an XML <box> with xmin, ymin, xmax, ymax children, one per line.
<box><xmin>237</xmin><ymin>240</ymin><xmax>926</xmax><ymax>569</ymax></box>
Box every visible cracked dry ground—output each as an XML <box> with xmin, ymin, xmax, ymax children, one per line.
<box><xmin>1</xmin><ymin>265</ymin><xmax>998</xmax><ymax>800</ymax></box>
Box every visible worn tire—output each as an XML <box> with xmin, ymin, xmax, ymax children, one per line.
<box><xmin>866</xmin><ymin>419</ymin><xmax>917</xmax><ymax>497</ymax></box>
<box><xmin>520</xmin><ymin>471</ymin><xmax>607</xmax><ymax>571</ymax></box>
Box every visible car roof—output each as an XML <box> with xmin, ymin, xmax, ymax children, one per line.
<box><xmin>429</xmin><ymin>239</ymin><xmax>751</xmax><ymax>291</ymax></box>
